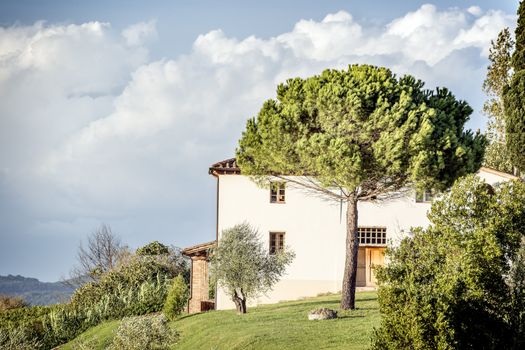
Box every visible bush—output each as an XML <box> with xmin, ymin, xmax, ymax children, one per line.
<box><xmin>108</xmin><ymin>313</ymin><xmax>178</xmax><ymax>350</ymax></box>
<box><xmin>70</xmin><ymin>254</ymin><xmax>179</xmax><ymax>310</ymax></box>
<box><xmin>0</xmin><ymin>295</ymin><xmax>28</xmax><ymax>311</ymax></box>
<box><xmin>372</xmin><ymin>176</ymin><xmax>525</xmax><ymax>350</ymax></box>
<box><xmin>0</xmin><ymin>305</ymin><xmax>57</xmax><ymax>350</ymax></box>
<box><xmin>0</xmin><ymin>241</ymin><xmax>188</xmax><ymax>349</ymax></box>
<box><xmin>163</xmin><ymin>275</ymin><xmax>189</xmax><ymax>320</ymax></box>
<box><xmin>0</xmin><ymin>327</ymin><xmax>43</xmax><ymax>350</ymax></box>
<box><xmin>136</xmin><ymin>241</ymin><xmax>170</xmax><ymax>256</ymax></box>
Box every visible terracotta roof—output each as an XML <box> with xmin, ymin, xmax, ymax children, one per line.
<box><xmin>182</xmin><ymin>240</ymin><xmax>216</xmax><ymax>257</ymax></box>
<box><xmin>479</xmin><ymin>167</ymin><xmax>519</xmax><ymax>180</ymax></box>
<box><xmin>209</xmin><ymin>158</ymin><xmax>241</xmax><ymax>175</ymax></box>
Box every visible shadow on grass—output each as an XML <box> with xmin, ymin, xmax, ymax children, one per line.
<box><xmin>356</xmin><ymin>297</ymin><xmax>378</xmax><ymax>302</ymax></box>
<box><xmin>337</xmin><ymin>315</ymin><xmax>366</xmax><ymax>319</ymax></box>
<box><xmin>175</xmin><ymin>311</ymin><xmax>212</xmax><ymax>321</ymax></box>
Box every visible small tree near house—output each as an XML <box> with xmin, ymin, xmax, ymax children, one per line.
<box><xmin>210</xmin><ymin>223</ymin><xmax>295</xmax><ymax>314</ymax></box>
<box><xmin>237</xmin><ymin>64</ymin><xmax>486</xmax><ymax>309</ymax></box>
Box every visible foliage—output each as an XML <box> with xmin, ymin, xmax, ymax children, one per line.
<box><xmin>372</xmin><ymin>176</ymin><xmax>525</xmax><ymax>350</ymax></box>
<box><xmin>163</xmin><ymin>275</ymin><xmax>189</xmax><ymax>320</ymax></box>
<box><xmin>238</xmin><ymin>65</ymin><xmax>485</xmax><ymax>193</ymax></box>
<box><xmin>0</xmin><ymin>304</ymin><xmax>59</xmax><ymax>349</ymax></box>
<box><xmin>108</xmin><ymin>314</ymin><xmax>178</xmax><ymax>350</ymax></box>
<box><xmin>483</xmin><ymin>28</ymin><xmax>515</xmax><ymax>173</ymax></box>
<box><xmin>0</xmin><ymin>294</ymin><xmax>28</xmax><ymax>311</ymax></box>
<box><xmin>210</xmin><ymin>223</ymin><xmax>294</xmax><ymax>314</ymax></box>
<box><xmin>136</xmin><ymin>241</ymin><xmax>170</xmax><ymax>256</ymax></box>
<box><xmin>237</xmin><ymin>64</ymin><xmax>486</xmax><ymax>309</ymax></box>
<box><xmin>508</xmin><ymin>237</ymin><xmax>525</xmax><ymax>348</ymax></box>
<box><xmin>504</xmin><ymin>1</ymin><xmax>525</xmax><ymax>172</ymax></box>
<box><xmin>71</xmin><ymin>249</ymin><xmax>186</xmax><ymax>310</ymax></box>
<box><xmin>0</xmin><ymin>240</ymin><xmax>186</xmax><ymax>349</ymax></box>
<box><xmin>0</xmin><ymin>327</ymin><xmax>43</xmax><ymax>350</ymax></box>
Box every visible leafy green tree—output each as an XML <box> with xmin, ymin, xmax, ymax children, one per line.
<box><xmin>163</xmin><ymin>275</ymin><xmax>189</xmax><ymax>320</ymax></box>
<box><xmin>372</xmin><ymin>176</ymin><xmax>525</xmax><ymax>350</ymax></box>
<box><xmin>504</xmin><ymin>1</ymin><xmax>525</xmax><ymax>172</ymax></box>
<box><xmin>236</xmin><ymin>64</ymin><xmax>486</xmax><ymax>309</ymax></box>
<box><xmin>136</xmin><ymin>241</ymin><xmax>170</xmax><ymax>256</ymax></box>
<box><xmin>210</xmin><ymin>223</ymin><xmax>295</xmax><ymax>314</ymax></box>
<box><xmin>483</xmin><ymin>28</ymin><xmax>515</xmax><ymax>173</ymax></box>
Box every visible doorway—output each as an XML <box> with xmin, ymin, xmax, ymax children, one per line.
<box><xmin>356</xmin><ymin>247</ymin><xmax>385</xmax><ymax>287</ymax></box>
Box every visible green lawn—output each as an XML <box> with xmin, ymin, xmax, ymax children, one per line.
<box><xmin>62</xmin><ymin>291</ymin><xmax>379</xmax><ymax>350</ymax></box>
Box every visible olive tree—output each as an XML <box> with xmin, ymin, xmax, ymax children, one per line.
<box><xmin>237</xmin><ymin>64</ymin><xmax>486</xmax><ymax>309</ymax></box>
<box><xmin>372</xmin><ymin>176</ymin><xmax>525</xmax><ymax>349</ymax></box>
<box><xmin>210</xmin><ymin>223</ymin><xmax>294</xmax><ymax>314</ymax></box>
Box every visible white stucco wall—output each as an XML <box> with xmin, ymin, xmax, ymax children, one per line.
<box><xmin>214</xmin><ymin>168</ymin><xmax>515</xmax><ymax>310</ymax></box>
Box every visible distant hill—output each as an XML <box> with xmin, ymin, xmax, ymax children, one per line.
<box><xmin>0</xmin><ymin>274</ymin><xmax>75</xmax><ymax>305</ymax></box>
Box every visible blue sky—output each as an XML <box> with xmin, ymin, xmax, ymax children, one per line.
<box><xmin>0</xmin><ymin>0</ymin><xmax>519</xmax><ymax>281</ymax></box>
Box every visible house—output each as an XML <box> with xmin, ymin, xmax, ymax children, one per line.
<box><xmin>183</xmin><ymin>159</ymin><xmax>518</xmax><ymax>313</ymax></box>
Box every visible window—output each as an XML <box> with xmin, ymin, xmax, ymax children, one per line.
<box><xmin>415</xmin><ymin>189</ymin><xmax>434</xmax><ymax>203</ymax></box>
<box><xmin>358</xmin><ymin>227</ymin><xmax>387</xmax><ymax>246</ymax></box>
<box><xmin>270</xmin><ymin>182</ymin><xmax>286</xmax><ymax>203</ymax></box>
<box><xmin>269</xmin><ymin>232</ymin><xmax>285</xmax><ymax>254</ymax></box>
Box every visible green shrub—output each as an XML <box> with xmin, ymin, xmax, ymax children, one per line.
<box><xmin>0</xmin><ymin>241</ymin><xmax>188</xmax><ymax>349</ymax></box>
<box><xmin>163</xmin><ymin>275</ymin><xmax>189</xmax><ymax>320</ymax></box>
<box><xmin>136</xmin><ymin>241</ymin><xmax>170</xmax><ymax>256</ymax></box>
<box><xmin>0</xmin><ymin>327</ymin><xmax>43</xmax><ymax>350</ymax></box>
<box><xmin>372</xmin><ymin>176</ymin><xmax>525</xmax><ymax>350</ymax></box>
<box><xmin>0</xmin><ymin>305</ymin><xmax>58</xmax><ymax>349</ymax></box>
<box><xmin>70</xmin><ymin>255</ymin><xmax>175</xmax><ymax>309</ymax></box>
<box><xmin>108</xmin><ymin>313</ymin><xmax>178</xmax><ymax>350</ymax></box>
<box><xmin>42</xmin><ymin>305</ymin><xmax>87</xmax><ymax>346</ymax></box>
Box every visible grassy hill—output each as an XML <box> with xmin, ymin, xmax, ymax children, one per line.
<box><xmin>62</xmin><ymin>291</ymin><xmax>379</xmax><ymax>350</ymax></box>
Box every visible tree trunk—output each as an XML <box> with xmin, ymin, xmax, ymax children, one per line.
<box><xmin>340</xmin><ymin>196</ymin><xmax>359</xmax><ymax>310</ymax></box>
<box><xmin>232</xmin><ymin>290</ymin><xmax>247</xmax><ymax>314</ymax></box>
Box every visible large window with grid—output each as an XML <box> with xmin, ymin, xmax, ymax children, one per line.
<box><xmin>269</xmin><ymin>232</ymin><xmax>285</xmax><ymax>254</ymax></box>
<box><xmin>270</xmin><ymin>182</ymin><xmax>286</xmax><ymax>203</ymax></box>
<box><xmin>358</xmin><ymin>227</ymin><xmax>387</xmax><ymax>246</ymax></box>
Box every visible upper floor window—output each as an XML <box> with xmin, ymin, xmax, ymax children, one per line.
<box><xmin>358</xmin><ymin>227</ymin><xmax>387</xmax><ymax>246</ymax></box>
<box><xmin>269</xmin><ymin>232</ymin><xmax>285</xmax><ymax>254</ymax></box>
<box><xmin>270</xmin><ymin>182</ymin><xmax>286</xmax><ymax>203</ymax></box>
<box><xmin>415</xmin><ymin>189</ymin><xmax>434</xmax><ymax>203</ymax></box>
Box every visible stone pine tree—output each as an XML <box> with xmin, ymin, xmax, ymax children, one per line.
<box><xmin>504</xmin><ymin>1</ymin><xmax>525</xmax><ymax>172</ymax></box>
<box><xmin>483</xmin><ymin>28</ymin><xmax>515</xmax><ymax>174</ymax></box>
<box><xmin>236</xmin><ymin>65</ymin><xmax>486</xmax><ymax>310</ymax></box>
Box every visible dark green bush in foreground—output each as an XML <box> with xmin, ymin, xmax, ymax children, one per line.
<box><xmin>372</xmin><ymin>176</ymin><xmax>525</xmax><ymax>350</ymax></box>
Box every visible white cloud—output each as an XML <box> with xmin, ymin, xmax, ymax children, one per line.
<box><xmin>121</xmin><ymin>20</ymin><xmax>157</xmax><ymax>46</ymax></box>
<box><xmin>467</xmin><ymin>6</ymin><xmax>483</xmax><ymax>17</ymax></box>
<box><xmin>0</xmin><ymin>5</ymin><xmax>516</xmax><ymax>279</ymax></box>
<box><xmin>39</xmin><ymin>4</ymin><xmax>514</xmax><ymax>215</ymax></box>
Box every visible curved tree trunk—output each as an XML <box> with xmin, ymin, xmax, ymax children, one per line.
<box><xmin>232</xmin><ymin>289</ymin><xmax>247</xmax><ymax>314</ymax></box>
<box><xmin>340</xmin><ymin>196</ymin><xmax>359</xmax><ymax>310</ymax></box>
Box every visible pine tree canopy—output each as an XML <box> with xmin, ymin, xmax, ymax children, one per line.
<box><xmin>237</xmin><ymin>64</ymin><xmax>486</xmax><ymax>198</ymax></box>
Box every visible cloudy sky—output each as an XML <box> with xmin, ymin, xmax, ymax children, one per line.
<box><xmin>0</xmin><ymin>0</ymin><xmax>518</xmax><ymax>281</ymax></box>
